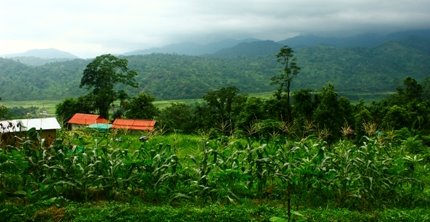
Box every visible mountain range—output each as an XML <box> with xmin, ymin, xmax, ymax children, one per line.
<box><xmin>0</xmin><ymin>29</ymin><xmax>429</xmax><ymax>101</ymax></box>
<box><xmin>2</xmin><ymin>48</ymin><xmax>79</xmax><ymax>66</ymax></box>
<box><xmin>124</xmin><ymin>29</ymin><xmax>430</xmax><ymax>56</ymax></box>
<box><xmin>124</xmin><ymin>38</ymin><xmax>259</xmax><ymax>56</ymax></box>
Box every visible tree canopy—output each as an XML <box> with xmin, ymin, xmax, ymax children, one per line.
<box><xmin>124</xmin><ymin>93</ymin><xmax>159</xmax><ymax>119</ymax></box>
<box><xmin>80</xmin><ymin>54</ymin><xmax>138</xmax><ymax>118</ymax></box>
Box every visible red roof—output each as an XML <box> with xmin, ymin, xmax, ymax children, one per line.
<box><xmin>112</xmin><ymin>119</ymin><xmax>156</xmax><ymax>131</ymax></box>
<box><xmin>67</xmin><ymin>113</ymin><xmax>109</xmax><ymax>125</ymax></box>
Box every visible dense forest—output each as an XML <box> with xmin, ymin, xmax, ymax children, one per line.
<box><xmin>0</xmin><ymin>31</ymin><xmax>429</xmax><ymax>101</ymax></box>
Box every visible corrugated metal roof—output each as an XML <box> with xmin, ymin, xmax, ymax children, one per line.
<box><xmin>67</xmin><ymin>113</ymin><xmax>109</xmax><ymax>125</ymax></box>
<box><xmin>0</xmin><ymin>120</ymin><xmax>24</xmax><ymax>133</ymax></box>
<box><xmin>20</xmin><ymin>117</ymin><xmax>61</xmax><ymax>130</ymax></box>
<box><xmin>0</xmin><ymin>117</ymin><xmax>61</xmax><ymax>133</ymax></box>
<box><xmin>112</xmin><ymin>119</ymin><xmax>156</xmax><ymax>131</ymax></box>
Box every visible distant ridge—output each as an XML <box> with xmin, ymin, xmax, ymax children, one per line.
<box><xmin>280</xmin><ymin>29</ymin><xmax>430</xmax><ymax>48</ymax></box>
<box><xmin>124</xmin><ymin>38</ymin><xmax>259</xmax><ymax>56</ymax></box>
<box><xmin>211</xmin><ymin>40</ymin><xmax>282</xmax><ymax>58</ymax></box>
<box><xmin>2</xmin><ymin>48</ymin><xmax>79</xmax><ymax>66</ymax></box>
<box><xmin>124</xmin><ymin>29</ymin><xmax>430</xmax><ymax>58</ymax></box>
<box><xmin>3</xmin><ymin>48</ymin><xmax>78</xmax><ymax>59</ymax></box>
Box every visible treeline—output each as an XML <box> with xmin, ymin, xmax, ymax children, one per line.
<box><xmin>155</xmin><ymin>76</ymin><xmax>430</xmax><ymax>142</ymax></box>
<box><xmin>54</xmin><ymin>75</ymin><xmax>430</xmax><ymax>143</ymax></box>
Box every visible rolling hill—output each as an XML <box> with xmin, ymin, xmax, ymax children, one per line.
<box><xmin>0</xmin><ymin>30</ymin><xmax>429</xmax><ymax>101</ymax></box>
<box><xmin>2</xmin><ymin>48</ymin><xmax>79</xmax><ymax>66</ymax></box>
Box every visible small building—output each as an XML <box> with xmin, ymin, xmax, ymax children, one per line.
<box><xmin>67</xmin><ymin>113</ymin><xmax>109</xmax><ymax>129</ymax></box>
<box><xmin>0</xmin><ymin>117</ymin><xmax>61</xmax><ymax>146</ymax></box>
<box><xmin>112</xmin><ymin>119</ymin><xmax>156</xmax><ymax>131</ymax></box>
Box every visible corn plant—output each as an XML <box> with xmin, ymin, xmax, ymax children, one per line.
<box><xmin>0</xmin><ymin>148</ymin><xmax>29</xmax><ymax>202</ymax></box>
<box><xmin>0</xmin><ymin>128</ymin><xmax>428</xmax><ymax>211</ymax></box>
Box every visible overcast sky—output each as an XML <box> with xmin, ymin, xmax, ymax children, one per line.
<box><xmin>0</xmin><ymin>0</ymin><xmax>429</xmax><ymax>58</ymax></box>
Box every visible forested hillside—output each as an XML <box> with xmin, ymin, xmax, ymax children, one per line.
<box><xmin>0</xmin><ymin>33</ymin><xmax>429</xmax><ymax>101</ymax></box>
<box><xmin>0</xmin><ymin>58</ymin><xmax>87</xmax><ymax>100</ymax></box>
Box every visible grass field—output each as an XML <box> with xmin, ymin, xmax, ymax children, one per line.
<box><xmin>153</xmin><ymin>98</ymin><xmax>202</xmax><ymax>109</ymax></box>
<box><xmin>1</xmin><ymin>100</ymin><xmax>60</xmax><ymax>116</ymax></box>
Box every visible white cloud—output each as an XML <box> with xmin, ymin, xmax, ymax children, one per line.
<box><xmin>0</xmin><ymin>0</ymin><xmax>429</xmax><ymax>57</ymax></box>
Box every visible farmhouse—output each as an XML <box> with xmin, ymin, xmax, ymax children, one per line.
<box><xmin>67</xmin><ymin>113</ymin><xmax>109</xmax><ymax>129</ymax></box>
<box><xmin>112</xmin><ymin>119</ymin><xmax>156</xmax><ymax>131</ymax></box>
<box><xmin>0</xmin><ymin>117</ymin><xmax>61</xmax><ymax>146</ymax></box>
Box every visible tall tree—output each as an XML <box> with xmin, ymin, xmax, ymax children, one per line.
<box><xmin>271</xmin><ymin>46</ymin><xmax>300</xmax><ymax>122</ymax></box>
<box><xmin>80</xmin><ymin>54</ymin><xmax>138</xmax><ymax>118</ymax></box>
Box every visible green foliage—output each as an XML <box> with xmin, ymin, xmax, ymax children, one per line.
<box><xmin>0</xmin><ymin>105</ymin><xmax>8</xmax><ymax>120</ymax></box>
<box><xmin>272</xmin><ymin>46</ymin><xmax>300</xmax><ymax>98</ymax></box>
<box><xmin>0</xmin><ymin>129</ymin><xmax>429</xmax><ymax>222</ymax></box>
<box><xmin>123</xmin><ymin>93</ymin><xmax>159</xmax><ymax>119</ymax></box>
<box><xmin>397</xmin><ymin>77</ymin><xmax>423</xmax><ymax>102</ymax></box>
<box><xmin>80</xmin><ymin>54</ymin><xmax>138</xmax><ymax>118</ymax></box>
<box><xmin>55</xmin><ymin>95</ymin><xmax>95</xmax><ymax>125</ymax></box>
<box><xmin>2</xmin><ymin>202</ymin><xmax>429</xmax><ymax>222</ymax></box>
<box><xmin>158</xmin><ymin>103</ymin><xmax>196</xmax><ymax>133</ymax></box>
<box><xmin>0</xmin><ymin>150</ymin><xmax>28</xmax><ymax>197</ymax></box>
<box><xmin>1</xmin><ymin>131</ymin><xmax>428</xmax><ymax>208</ymax></box>
<box><xmin>312</xmin><ymin>84</ymin><xmax>353</xmax><ymax>141</ymax></box>
<box><xmin>0</xmin><ymin>104</ymin><xmax>43</xmax><ymax>120</ymax></box>
<box><xmin>370</xmin><ymin>77</ymin><xmax>430</xmax><ymax>131</ymax></box>
<box><xmin>422</xmin><ymin>76</ymin><xmax>430</xmax><ymax>102</ymax></box>
<box><xmin>203</xmin><ymin>86</ymin><xmax>246</xmax><ymax>135</ymax></box>
<box><xmin>236</xmin><ymin>97</ymin><xmax>269</xmax><ymax>134</ymax></box>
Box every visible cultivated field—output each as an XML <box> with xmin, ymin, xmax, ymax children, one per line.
<box><xmin>1</xmin><ymin>129</ymin><xmax>429</xmax><ymax>221</ymax></box>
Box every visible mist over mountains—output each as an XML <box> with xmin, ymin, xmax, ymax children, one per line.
<box><xmin>4</xmin><ymin>48</ymin><xmax>78</xmax><ymax>59</ymax></box>
<box><xmin>0</xmin><ymin>29</ymin><xmax>429</xmax><ymax>101</ymax></box>
<box><xmin>2</xmin><ymin>48</ymin><xmax>79</xmax><ymax>66</ymax></box>
<box><xmin>124</xmin><ymin>29</ymin><xmax>430</xmax><ymax>56</ymax></box>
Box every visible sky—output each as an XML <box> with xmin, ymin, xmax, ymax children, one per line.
<box><xmin>0</xmin><ymin>0</ymin><xmax>429</xmax><ymax>58</ymax></box>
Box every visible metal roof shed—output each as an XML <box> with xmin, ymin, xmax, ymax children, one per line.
<box><xmin>112</xmin><ymin>119</ymin><xmax>156</xmax><ymax>131</ymax></box>
<box><xmin>0</xmin><ymin>117</ymin><xmax>61</xmax><ymax>146</ymax></box>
